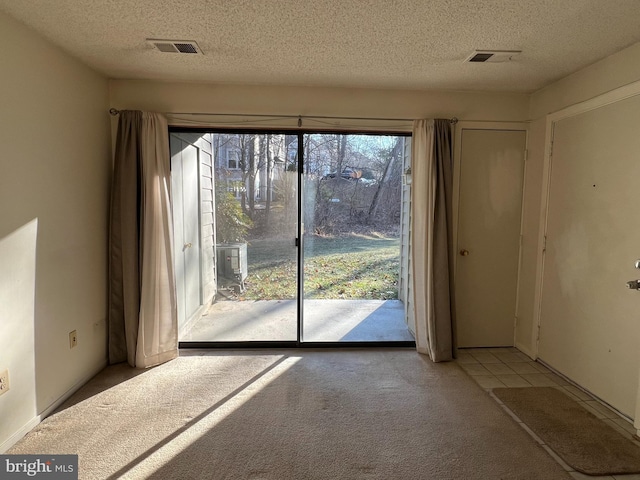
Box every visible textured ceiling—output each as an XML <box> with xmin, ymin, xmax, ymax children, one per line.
<box><xmin>2</xmin><ymin>0</ymin><xmax>640</xmax><ymax>93</ymax></box>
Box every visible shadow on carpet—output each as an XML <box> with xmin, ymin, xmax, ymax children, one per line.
<box><xmin>493</xmin><ymin>386</ymin><xmax>640</xmax><ymax>476</ymax></box>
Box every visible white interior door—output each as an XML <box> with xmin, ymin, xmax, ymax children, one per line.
<box><xmin>455</xmin><ymin>129</ymin><xmax>526</xmax><ymax>347</ymax></box>
<box><xmin>171</xmin><ymin>136</ymin><xmax>202</xmax><ymax>329</ymax></box>
<box><xmin>539</xmin><ymin>95</ymin><xmax>640</xmax><ymax>418</ymax></box>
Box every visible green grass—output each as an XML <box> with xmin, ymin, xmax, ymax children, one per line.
<box><xmin>241</xmin><ymin>234</ymin><xmax>400</xmax><ymax>301</ymax></box>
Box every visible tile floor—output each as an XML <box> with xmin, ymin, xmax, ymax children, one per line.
<box><xmin>456</xmin><ymin>347</ymin><xmax>639</xmax><ymax>480</ymax></box>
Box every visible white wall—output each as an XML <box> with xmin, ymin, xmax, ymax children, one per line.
<box><xmin>0</xmin><ymin>11</ymin><xmax>111</xmax><ymax>450</ymax></box>
<box><xmin>109</xmin><ymin>80</ymin><xmax>529</xmax><ymax>125</ymax></box>
<box><xmin>516</xmin><ymin>41</ymin><xmax>640</xmax><ymax>356</ymax></box>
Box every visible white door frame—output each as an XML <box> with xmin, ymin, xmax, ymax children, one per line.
<box><xmin>452</xmin><ymin>122</ymin><xmax>529</xmax><ymax>346</ymax></box>
<box><xmin>532</xmin><ymin>79</ymin><xmax>640</xmax><ymax>427</ymax></box>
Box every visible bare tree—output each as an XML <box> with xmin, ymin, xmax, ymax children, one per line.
<box><xmin>264</xmin><ymin>134</ymin><xmax>271</xmax><ymax>221</ymax></box>
<box><xmin>367</xmin><ymin>137</ymin><xmax>402</xmax><ymax>222</ymax></box>
<box><xmin>236</xmin><ymin>134</ymin><xmax>257</xmax><ymax>217</ymax></box>
<box><xmin>335</xmin><ymin>134</ymin><xmax>348</xmax><ymax>177</ymax></box>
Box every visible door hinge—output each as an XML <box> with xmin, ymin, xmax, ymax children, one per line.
<box><xmin>295</xmin><ymin>238</ymin><xmax>299</xmax><ymax>247</ymax></box>
<box><xmin>542</xmin><ymin>235</ymin><xmax>547</xmax><ymax>252</ymax></box>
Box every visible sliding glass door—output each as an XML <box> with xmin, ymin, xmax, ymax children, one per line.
<box><xmin>301</xmin><ymin>134</ymin><xmax>412</xmax><ymax>342</ymax></box>
<box><xmin>173</xmin><ymin>129</ymin><xmax>413</xmax><ymax>346</ymax></box>
<box><xmin>177</xmin><ymin>132</ymin><xmax>299</xmax><ymax>342</ymax></box>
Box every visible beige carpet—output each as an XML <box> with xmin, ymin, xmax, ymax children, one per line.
<box><xmin>494</xmin><ymin>386</ymin><xmax>640</xmax><ymax>475</ymax></box>
<box><xmin>9</xmin><ymin>350</ymin><xmax>571</xmax><ymax>479</ymax></box>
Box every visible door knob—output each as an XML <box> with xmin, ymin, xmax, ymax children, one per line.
<box><xmin>626</xmin><ymin>280</ymin><xmax>640</xmax><ymax>290</ymax></box>
<box><xmin>459</xmin><ymin>249</ymin><xmax>470</xmax><ymax>256</ymax></box>
<box><xmin>635</xmin><ymin>259</ymin><xmax>640</xmax><ymax>269</ymax></box>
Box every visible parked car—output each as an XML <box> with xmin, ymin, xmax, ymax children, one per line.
<box><xmin>324</xmin><ymin>166</ymin><xmax>362</xmax><ymax>180</ymax></box>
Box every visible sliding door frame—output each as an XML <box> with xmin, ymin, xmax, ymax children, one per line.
<box><xmin>171</xmin><ymin>127</ymin><xmax>415</xmax><ymax>349</ymax></box>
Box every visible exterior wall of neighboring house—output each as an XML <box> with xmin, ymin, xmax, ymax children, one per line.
<box><xmin>214</xmin><ymin>134</ymin><xmax>245</xmax><ymax>198</ymax></box>
<box><xmin>213</xmin><ymin>133</ymin><xmax>289</xmax><ymax>205</ymax></box>
<box><xmin>199</xmin><ymin>135</ymin><xmax>217</xmax><ymax>304</ymax></box>
<box><xmin>0</xmin><ymin>11</ymin><xmax>111</xmax><ymax>451</ymax></box>
<box><xmin>170</xmin><ymin>132</ymin><xmax>217</xmax><ymax>331</ymax></box>
<box><xmin>398</xmin><ymin>137</ymin><xmax>415</xmax><ymax>336</ymax></box>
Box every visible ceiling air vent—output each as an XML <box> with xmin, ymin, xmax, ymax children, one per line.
<box><xmin>147</xmin><ymin>39</ymin><xmax>203</xmax><ymax>54</ymax></box>
<box><xmin>465</xmin><ymin>50</ymin><xmax>521</xmax><ymax>63</ymax></box>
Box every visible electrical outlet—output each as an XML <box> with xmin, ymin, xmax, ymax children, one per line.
<box><xmin>0</xmin><ymin>369</ymin><xmax>9</xmax><ymax>396</ymax></box>
<box><xmin>69</xmin><ymin>330</ymin><xmax>78</xmax><ymax>349</ymax></box>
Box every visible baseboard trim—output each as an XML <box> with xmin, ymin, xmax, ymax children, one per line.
<box><xmin>514</xmin><ymin>342</ymin><xmax>536</xmax><ymax>360</ymax></box>
<box><xmin>39</xmin><ymin>360</ymin><xmax>108</xmax><ymax>419</ymax></box>
<box><xmin>0</xmin><ymin>360</ymin><xmax>107</xmax><ymax>453</ymax></box>
<box><xmin>0</xmin><ymin>417</ymin><xmax>41</xmax><ymax>454</ymax></box>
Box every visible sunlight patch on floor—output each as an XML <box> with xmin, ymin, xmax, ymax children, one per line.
<box><xmin>124</xmin><ymin>355</ymin><xmax>302</xmax><ymax>479</ymax></box>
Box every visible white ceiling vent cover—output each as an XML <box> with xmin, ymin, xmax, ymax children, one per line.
<box><xmin>147</xmin><ymin>39</ymin><xmax>203</xmax><ymax>54</ymax></box>
<box><xmin>465</xmin><ymin>50</ymin><xmax>521</xmax><ymax>63</ymax></box>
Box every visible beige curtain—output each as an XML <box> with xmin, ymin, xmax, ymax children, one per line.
<box><xmin>411</xmin><ymin>119</ymin><xmax>456</xmax><ymax>362</ymax></box>
<box><xmin>108</xmin><ymin>111</ymin><xmax>178</xmax><ymax>368</ymax></box>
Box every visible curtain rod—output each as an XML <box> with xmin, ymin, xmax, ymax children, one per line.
<box><xmin>108</xmin><ymin>108</ymin><xmax>459</xmax><ymax>125</ymax></box>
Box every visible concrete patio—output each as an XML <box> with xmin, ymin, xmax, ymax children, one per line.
<box><xmin>181</xmin><ymin>299</ymin><xmax>415</xmax><ymax>342</ymax></box>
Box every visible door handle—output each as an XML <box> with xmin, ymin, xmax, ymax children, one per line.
<box><xmin>626</xmin><ymin>280</ymin><xmax>640</xmax><ymax>290</ymax></box>
<box><xmin>184</xmin><ymin>242</ymin><xmax>193</xmax><ymax>249</ymax></box>
<box><xmin>459</xmin><ymin>249</ymin><xmax>470</xmax><ymax>256</ymax></box>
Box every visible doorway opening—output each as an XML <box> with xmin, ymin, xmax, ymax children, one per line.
<box><xmin>170</xmin><ymin>129</ymin><xmax>415</xmax><ymax>347</ymax></box>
